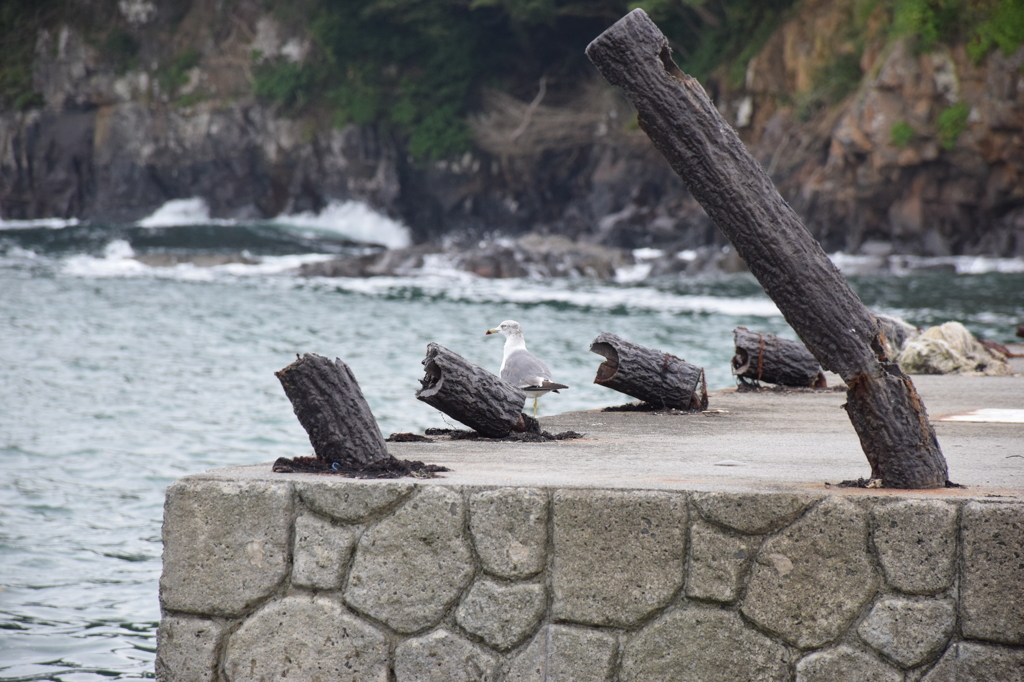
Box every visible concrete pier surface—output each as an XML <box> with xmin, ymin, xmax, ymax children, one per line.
<box><xmin>380</xmin><ymin>355</ymin><xmax>1024</xmax><ymax>498</ymax></box>
<box><xmin>156</xmin><ymin>351</ymin><xmax>1024</xmax><ymax>682</ymax></box>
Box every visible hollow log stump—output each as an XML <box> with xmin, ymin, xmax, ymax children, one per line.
<box><xmin>591</xmin><ymin>332</ymin><xmax>708</xmax><ymax>410</ymax></box>
<box><xmin>416</xmin><ymin>343</ymin><xmax>527</xmax><ymax>438</ymax></box>
<box><xmin>732</xmin><ymin>328</ymin><xmax>826</xmax><ymax>388</ymax></box>
<box><xmin>275</xmin><ymin>353</ymin><xmax>389</xmax><ymax>466</ymax></box>
<box><xmin>587</xmin><ymin>10</ymin><xmax>948</xmax><ymax>488</ymax></box>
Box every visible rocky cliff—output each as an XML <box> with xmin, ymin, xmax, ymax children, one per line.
<box><xmin>1</xmin><ymin>0</ymin><xmax>1021</xmax><ymax>259</ymax></box>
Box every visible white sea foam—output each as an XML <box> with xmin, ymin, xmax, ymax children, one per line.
<box><xmin>313</xmin><ymin>273</ymin><xmax>783</xmax><ymax>318</ymax></box>
<box><xmin>0</xmin><ymin>216</ymin><xmax>80</xmax><ymax>230</ymax></box>
<box><xmin>137</xmin><ymin>197</ymin><xmax>236</xmax><ymax>227</ymax></box>
<box><xmin>63</xmin><ymin>240</ymin><xmax>150</xmax><ymax>278</ymax></box>
<box><xmin>272</xmin><ymin>200</ymin><xmax>411</xmax><ymax>249</ymax></box>
<box><xmin>61</xmin><ymin>239</ymin><xmax>335</xmax><ymax>280</ymax></box>
<box><xmin>614</xmin><ymin>262</ymin><xmax>653</xmax><ymax>283</ymax></box>
<box><xmin>829</xmin><ymin>251</ymin><xmax>1024</xmax><ymax>275</ymax></box>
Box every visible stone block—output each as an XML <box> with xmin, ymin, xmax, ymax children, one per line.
<box><xmin>154</xmin><ymin>615</ymin><xmax>224</xmax><ymax>682</ymax></box>
<box><xmin>857</xmin><ymin>597</ymin><xmax>955</xmax><ymax>668</ymax></box>
<box><xmin>961</xmin><ymin>501</ymin><xmax>1024</xmax><ymax>644</ymax></box>
<box><xmin>692</xmin><ymin>492</ymin><xmax>817</xmax><ymax>534</ymax></box>
<box><xmin>921</xmin><ymin>641</ymin><xmax>1024</xmax><ymax>682</ymax></box>
<box><xmin>160</xmin><ymin>479</ymin><xmax>293</xmax><ymax>617</ymax></box>
<box><xmin>742</xmin><ymin>497</ymin><xmax>878</xmax><ymax>648</ymax></box>
<box><xmin>872</xmin><ymin>499</ymin><xmax>957</xmax><ymax>594</ymax></box>
<box><xmin>685</xmin><ymin>517</ymin><xmax>755</xmax><ymax>602</ymax></box>
<box><xmin>295</xmin><ymin>479</ymin><xmax>414</xmax><ymax>522</ymax></box>
<box><xmin>551</xmin><ymin>489</ymin><xmax>687</xmax><ymax>627</ymax></box>
<box><xmin>795</xmin><ymin>645</ymin><xmax>901</xmax><ymax>682</ymax></box>
<box><xmin>394</xmin><ymin>628</ymin><xmax>498</xmax><ymax>682</ymax></box>
<box><xmin>223</xmin><ymin>594</ymin><xmax>388</xmax><ymax>681</ymax></box>
<box><xmin>344</xmin><ymin>486</ymin><xmax>473</xmax><ymax>633</ymax></box>
<box><xmin>469</xmin><ymin>487</ymin><xmax>548</xmax><ymax>579</ymax></box>
<box><xmin>455</xmin><ymin>578</ymin><xmax>546</xmax><ymax>651</ymax></box>
<box><xmin>505</xmin><ymin>624</ymin><xmax>617</xmax><ymax>682</ymax></box>
<box><xmin>291</xmin><ymin>511</ymin><xmax>357</xmax><ymax>590</ymax></box>
<box><xmin>620</xmin><ymin>608</ymin><xmax>790</xmax><ymax>681</ymax></box>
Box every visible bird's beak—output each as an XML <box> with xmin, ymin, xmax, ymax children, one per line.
<box><xmin>485</xmin><ymin>327</ymin><xmax>499</xmax><ymax>336</ymax></box>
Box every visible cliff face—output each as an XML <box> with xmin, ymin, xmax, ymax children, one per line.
<box><xmin>1</xmin><ymin>0</ymin><xmax>1021</xmax><ymax>257</ymax></box>
<box><xmin>723</xmin><ymin>0</ymin><xmax>1024</xmax><ymax>257</ymax></box>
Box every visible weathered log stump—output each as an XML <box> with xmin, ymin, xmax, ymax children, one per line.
<box><xmin>275</xmin><ymin>353</ymin><xmax>389</xmax><ymax>466</ymax></box>
<box><xmin>587</xmin><ymin>10</ymin><xmax>948</xmax><ymax>488</ymax></box>
<box><xmin>416</xmin><ymin>343</ymin><xmax>528</xmax><ymax>438</ymax></box>
<box><xmin>732</xmin><ymin>327</ymin><xmax>826</xmax><ymax>388</ymax></box>
<box><xmin>591</xmin><ymin>332</ymin><xmax>708</xmax><ymax>411</ymax></box>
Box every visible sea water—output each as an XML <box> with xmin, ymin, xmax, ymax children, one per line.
<box><xmin>1</xmin><ymin>201</ymin><xmax>1022</xmax><ymax>679</ymax></box>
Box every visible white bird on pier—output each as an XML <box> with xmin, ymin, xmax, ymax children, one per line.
<box><xmin>485</xmin><ymin>320</ymin><xmax>568</xmax><ymax>417</ymax></box>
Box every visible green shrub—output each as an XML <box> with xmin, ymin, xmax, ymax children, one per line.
<box><xmin>253</xmin><ymin>59</ymin><xmax>318</xmax><ymax>111</ymax></box>
<box><xmin>795</xmin><ymin>51</ymin><xmax>864</xmax><ymax>120</ymax></box>
<box><xmin>881</xmin><ymin>0</ymin><xmax>1024</xmax><ymax>60</ymax></box>
<box><xmin>936</xmin><ymin>101</ymin><xmax>970</xmax><ymax>150</ymax></box>
<box><xmin>890</xmin><ymin>120</ymin><xmax>915</xmax><ymax>147</ymax></box>
<box><xmin>967</xmin><ymin>0</ymin><xmax>1024</xmax><ymax>63</ymax></box>
<box><xmin>159</xmin><ymin>48</ymin><xmax>202</xmax><ymax>95</ymax></box>
<box><xmin>890</xmin><ymin>0</ymin><xmax>962</xmax><ymax>52</ymax></box>
<box><xmin>102</xmin><ymin>28</ymin><xmax>139</xmax><ymax>74</ymax></box>
<box><xmin>253</xmin><ymin>0</ymin><xmax>805</xmax><ymax>160</ymax></box>
<box><xmin>0</xmin><ymin>0</ymin><xmax>64</xmax><ymax>109</ymax></box>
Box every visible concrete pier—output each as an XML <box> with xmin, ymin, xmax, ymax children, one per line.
<box><xmin>156</xmin><ymin>363</ymin><xmax>1024</xmax><ymax>681</ymax></box>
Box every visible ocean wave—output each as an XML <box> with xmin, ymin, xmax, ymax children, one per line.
<box><xmin>0</xmin><ymin>216</ymin><xmax>81</xmax><ymax>230</ymax></box>
<box><xmin>137</xmin><ymin>198</ymin><xmax>236</xmax><ymax>228</ymax></box>
<box><xmin>135</xmin><ymin>197</ymin><xmax>410</xmax><ymax>250</ymax></box>
<box><xmin>61</xmin><ymin>239</ymin><xmax>334</xmax><ymax>280</ymax></box>
<box><xmin>829</xmin><ymin>251</ymin><xmax>1024</xmax><ymax>275</ymax></box>
<box><xmin>271</xmin><ymin>200</ymin><xmax>411</xmax><ymax>249</ymax></box>
<box><xmin>312</xmin><ymin>274</ymin><xmax>784</xmax><ymax>318</ymax></box>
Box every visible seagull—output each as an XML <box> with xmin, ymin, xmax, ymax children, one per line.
<box><xmin>485</xmin><ymin>320</ymin><xmax>568</xmax><ymax>417</ymax></box>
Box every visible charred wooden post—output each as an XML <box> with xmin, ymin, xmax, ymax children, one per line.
<box><xmin>591</xmin><ymin>332</ymin><xmax>708</xmax><ymax>411</ymax></box>
<box><xmin>587</xmin><ymin>10</ymin><xmax>948</xmax><ymax>488</ymax></box>
<box><xmin>732</xmin><ymin>327</ymin><xmax>826</xmax><ymax>388</ymax></box>
<box><xmin>416</xmin><ymin>343</ymin><xmax>528</xmax><ymax>438</ymax></box>
<box><xmin>275</xmin><ymin>353</ymin><xmax>389</xmax><ymax>466</ymax></box>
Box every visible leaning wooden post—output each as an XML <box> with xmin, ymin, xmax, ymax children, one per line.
<box><xmin>591</xmin><ymin>332</ymin><xmax>707</xmax><ymax>410</ymax></box>
<box><xmin>416</xmin><ymin>343</ymin><xmax>528</xmax><ymax>438</ymax></box>
<box><xmin>732</xmin><ymin>328</ymin><xmax>826</xmax><ymax>388</ymax></box>
<box><xmin>587</xmin><ymin>9</ymin><xmax>948</xmax><ymax>488</ymax></box>
<box><xmin>276</xmin><ymin>353</ymin><xmax>390</xmax><ymax>466</ymax></box>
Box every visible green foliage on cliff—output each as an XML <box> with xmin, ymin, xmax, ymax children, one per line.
<box><xmin>634</xmin><ymin>0</ymin><xmax>796</xmax><ymax>84</ymax></box>
<box><xmin>937</xmin><ymin>101</ymin><xmax>970</xmax><ymax>149</ymax></box>
<box><xmin>252</xmin><ymin>0</ymin><xmax>801</xmax><ymax>160</ymax></box>
<box><xmin>890</xmin><ymin>120</ymin><xmax>916</xmax><ymax>147</ymax></box>
<box><xmin>881</xmin><ymin>0</ymin><xmax>1024</xmax><ymax>59</ymax></box>
<box><xmin>967</xmin><ymin>0</ymin><xmax>1024</xmax><ymax>62</ymax></box>
<box><xmin>796</xmin><ymin>50</ymin><xmax>865</xmax><ymax>120</ymax></box>
<box><xmin>0</xmin><ymin>0</ymin><xmax>63</xmax><ymax>109</ymax></box>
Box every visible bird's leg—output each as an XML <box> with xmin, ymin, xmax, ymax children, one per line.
<box><xmin>532</xmin><ymin>398</ymin><xmax>538</xmax><ymax>418</ymax></box>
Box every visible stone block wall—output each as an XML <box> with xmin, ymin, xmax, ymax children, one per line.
<box><xmin>157</xmin><ymin>475</ymin><xmax>1024</xmax><ymax>681</ymax></box>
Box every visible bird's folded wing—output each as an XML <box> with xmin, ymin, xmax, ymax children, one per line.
<box><xmin>502</xmin><ymin>349</ymin><xmax>554</xmax><ymax>386</ymax></box>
